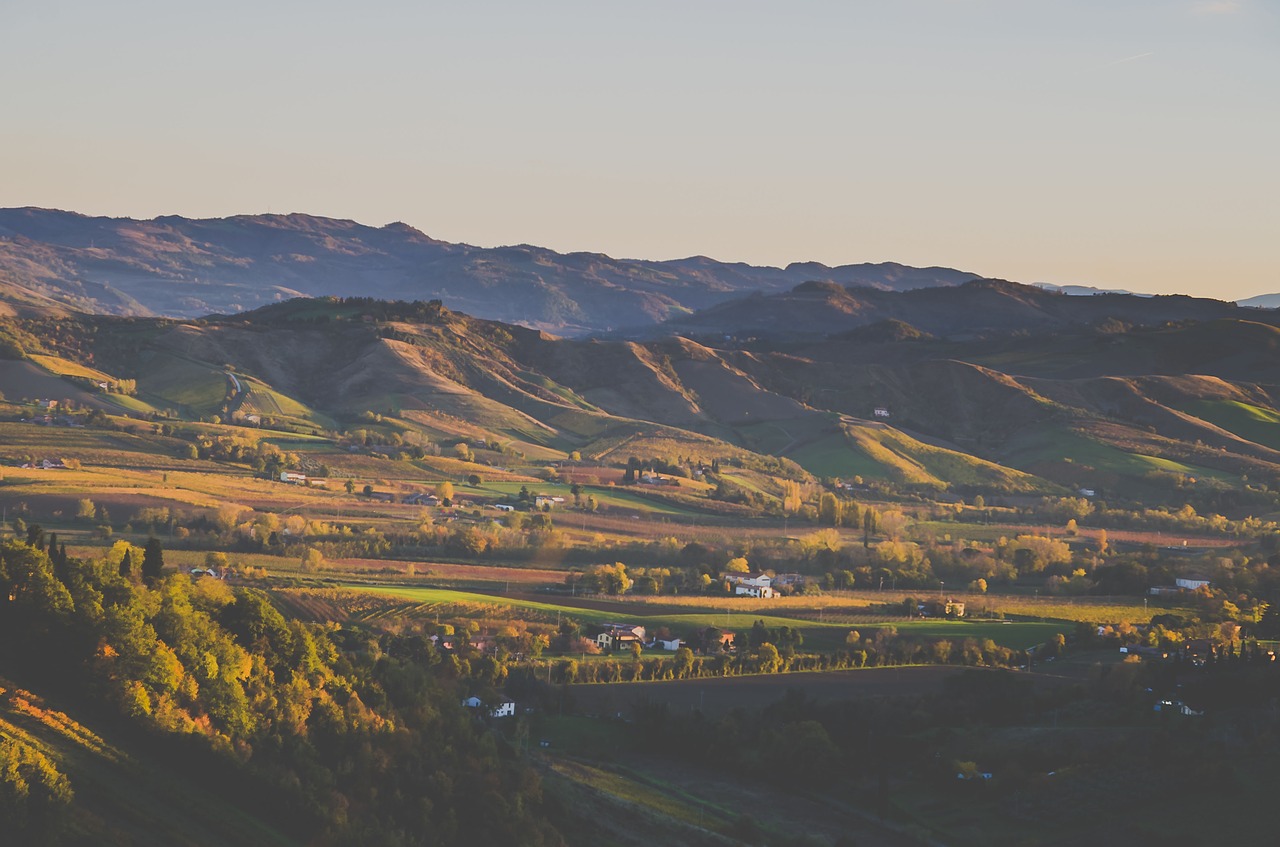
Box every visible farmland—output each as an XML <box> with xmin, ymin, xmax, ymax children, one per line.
<box><xmin>4</xmin><ymin>290</ymin><xmax>1280</xmax><ymax>845</ymax></box>
<box><xmin>337</xmin><ymin>582</ymin><xmax>1073</xmax><ymax>652</ymax></box>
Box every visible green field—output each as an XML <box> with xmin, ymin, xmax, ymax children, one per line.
<box><xmin>136</xmin><ymin>353</ymin><xmax>229</xmax><ymax>414</ymax></box>
<box><xmin>1006</xmin><ymin>426</ymin><xmax>1240</xmax><ymax>485</ymax></box>
<box><xmin>474</xmin><ymin>480</ymin><xmax>700</xmax><ymax>516</ymax></box>
<box><xmin>239</xmin><ymin>376</ymin><xmax>335</xmax><ymax>431</ymax></box>
<box><xmin>1177</xmin><ymin>399</ymin><xmax>1280</xmax><ymax>452</ymax></box>
<box><xmin>788</xmin><ymin>430</ymin><xmax>887</xmax><ymax>478</ymax></box>
<box><xmin>346</xmin><ymin>584</ymin><xmax>1070</xmax><ymax>650</ymax></box>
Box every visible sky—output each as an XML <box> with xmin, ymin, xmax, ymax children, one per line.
<box><xmin>3</xmin><ymin>0</ymin><xmax>1277</xmax><ymax>298</ymax></box>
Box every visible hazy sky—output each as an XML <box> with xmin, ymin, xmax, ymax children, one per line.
<box><xmin>3</xmin><ymin>1</ymin><xmax>1277</xmax><ymax>297</ymax></box>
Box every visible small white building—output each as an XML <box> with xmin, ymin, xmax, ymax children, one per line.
<box><xmin>1176</xmin><ymin>576</ymin><xmax>1211</xmax><ymax>591</ymax></box>
<box><xmin>462</xmin><ymin>696</ymin><xmax>516</xmax><ymax>718</ymax></box>
<box><xmin>652</xmin><ymin>638</ymin><xmax>683</xmax><ymax>651</ymax></box>
<box><xmin>730</xmin><ymin>574</ymin><xmax>775</xmax><ymax>599</ymax></box>
<box><xmin>873</xmin><ymin>407</ymin><xmax>891</xmax><ymax>418</ymax></box>
<box><xmin>280</xmin><ymin>471</ymin><xmax>308</xmax><ymax>484</ymax></box>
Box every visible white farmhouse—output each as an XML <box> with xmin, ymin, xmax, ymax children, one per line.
<box><xmin>730</xmin><ymin>573</ymin><xmax>775</xmax><ymax>599</ymax></box>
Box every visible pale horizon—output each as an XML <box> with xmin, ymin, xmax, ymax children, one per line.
<box><xmin>4</xmin><ymin>1</ymin><xmax>1277</xmax><ymax>299</ymax></box>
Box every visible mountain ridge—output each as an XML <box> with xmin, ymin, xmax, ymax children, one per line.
<box><xmin>0</xmin><ymin>207</ymin><xmax>982</xmax><ymax>334</ymax></box>
<box><xmin>649</xmin><ymin>278</ymin><xmax>1277</xmax><ymax>340</ymax></box>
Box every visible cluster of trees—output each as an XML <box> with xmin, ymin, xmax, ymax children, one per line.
<box><xmin>0</xmin><ymin>536</ymin><xmax>562</xmax><ymax>844</ymax></box>
<box><xmin>168</xmin><ymin>430</ymin><xmax>302</xmax><ymax>472</ymax></box>
<box><xmin>978</xmin><ymin>495</ymin><xmax>1278</xmax><ymax>539</ymax></box>
<box><xmin>540</xmin><ymin>627</ymin><xmax>1024</xmax><ymax>685</ymax></box>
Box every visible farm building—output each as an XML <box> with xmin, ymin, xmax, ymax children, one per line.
<box><xmin>595</xmin><ymin>623</ymin><xmax>646</xmax><ymax>651</ymax></box>
<box><xmin>727</xmin><ymin>573</ymin><xmax>775</xmax><ymax>599</ymax></box>
<box><xmin>23</xmin><ymin>458</ymin><xmax>70</xmax><ymax>469</ymax></box>
<box><xmin>462</xmin><ymin>696</ymin><xmax>517</xmax><ymax>718</ymax></box>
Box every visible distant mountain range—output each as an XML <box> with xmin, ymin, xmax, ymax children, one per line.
<box><xmin>0</xmin><ymin>208</ymin><xmax>981</xmax><ymax>335</ymax></box>
<box><xmin>1237</xmin><ymin>293</ymin><xmax>1280</xmax><ymax>309</ymax></box>
<box><xmin>645</xmin><ymin>278</ymin><xmax>1275</xmax><ymax>341</ymax></box>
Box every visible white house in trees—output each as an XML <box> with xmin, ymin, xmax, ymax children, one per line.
<box><xmin>729</xmin><ymin>573</ymin><xmax>775</xmax><ymax>598</ymax></box>
<box><xmin>462</xmin><ymin>696</ymin><xmax>516</xmax><ymax>718</ymax></box>
<box><xmin>595</xmin><ymin>623</ymin><xmax>646</xmax><ymax>651</ymax></box>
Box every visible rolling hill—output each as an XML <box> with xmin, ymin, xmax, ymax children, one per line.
<box><xmin>5</xmin><ymin>281</ymin><xmax>1280</xmax><ymax>509</ymax></box>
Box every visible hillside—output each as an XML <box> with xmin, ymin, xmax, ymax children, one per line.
<box><xmin>0</xmin><ymin>208</ymin><xmax>980</xmax><ymax>335</ymax></box>
<box><xmin>6</xmin><ymin>290</ymin><xmax>1280</xmax><ymax>509</ymax></box>
<box><xmin>658</xmin><ymin>279</ymin><xmax>1274</xmax><ymax>340</ymax></box>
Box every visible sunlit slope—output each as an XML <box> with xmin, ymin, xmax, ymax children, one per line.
<box><xmin>0</xmin><ymin>680</ymin><xmax>297</xmax><ymax>846</ymax></box>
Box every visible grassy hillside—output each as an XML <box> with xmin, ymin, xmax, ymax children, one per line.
<box><xmin>9</xmin><ymin>297</ymin><xmax>1280</xmax><ymax>510</ymax></box>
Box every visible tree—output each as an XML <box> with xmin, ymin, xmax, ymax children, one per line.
<box><xmin>435</xmin><ymin>481</ymin><xmax>455</xmax><ymax>502</ymax></box>
<box><xmin>141</xmin><ymin>537</ymin><xmax>165</xmax><ymax>585</ymax></box>
<box><xmin>782</xmin><ymin>480</ymin><xmax>802</xmax><ymax>515</ymax></box>
<box><xmin>818</xmin><ymin>492</ymin><xmax>842</xmax><ymax>526</ymax></box>
<box><xmin>76</xmin><ymin>498</ymin><xmax>97</xmax><ymax>521</ymax></box>
<box><xmin>879</xmin><ymin>510</ymin><xmax>908</xmax><ymax>541</ymax></box>
<box><xmin>467</xmin><ymin>474</ymin><xmax>482</xmax><ymax>486</ymax></box>
<box><xmin>205</xmin><ymin>551</ymin><xmax>229</xmax><ymax>573</ymax></box>
<box><xmin>673</xmin><ymin>646</ymin><xmax>695</xmax><ymax>679</ymax></box>
<box><xmin>345</xmin><ymin>479</ymin><xmax>356</xmax><ymax>495</ymax></box>
<box><xmin>757</xmin><ymin>642</ymin><xmax>782</xmax><ymax>674</ymax></box>
<box><xmin>725</xmin><ymin>557</ymin><xmax>750</xmax><ymax>574</ymax></box>
<box><xmin>301</xmin><ymin>547</ymin><xmax>325</xmax><ymax>573</ymax></box>
<box><xmin>584</xmin><ymin>562</ymin><xmax>632</xmax><ymax>595</ymax></box>
<box><xmin>1011</xmin><ymin>535</ymin><xmax>1070</xmax><ymax>575</ymax></box>
<box><xmin>119</xmin><ymin>549</ymin><xmax>136</xmax><ymax>580</ymax></box>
